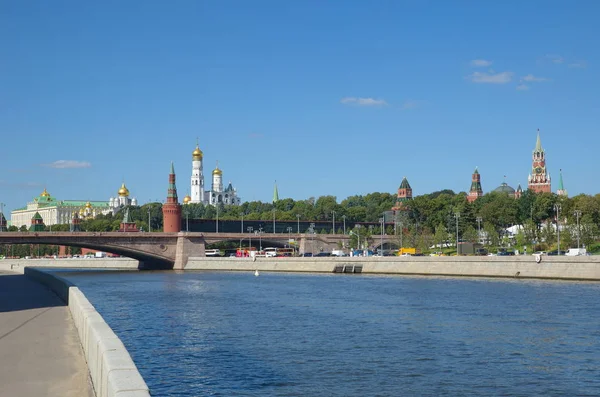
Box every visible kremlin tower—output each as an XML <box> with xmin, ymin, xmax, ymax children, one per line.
<box><xmin>467</xmin><ymin>167</ymin><xmax>483</xmax><ymax>203</ymax></box>
<box><xmin>392</xmin><ymin>177</ymin><xmax>413</xmax><ymax>211</ymax></box>
<box><xmin>162</xmin><ymin>162</ymin><xmax>182</xmax><ymax>232</ymax></box>
<box><xmin>528</xmin><ymin>129</ymin><xmax>551</xmax><ymax>193</ymax></box>
<box><xmin>556</xmin><ymin>169</ymin><xmax>568</xmax><ymax>197</ymax></box>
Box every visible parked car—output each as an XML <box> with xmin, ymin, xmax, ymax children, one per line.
<box><xmin>547</xmin><ymin>250</ymin><xmax>566</xmax><ymax>256</ymax></box>
<box><xmin>300</xmin><ymin>253</ymin><xmax>313</xmax><ymax>257</ymax></box>
<box><xmin>475</xmin><ymin>248</ymin><xmax>488</xmax><ymax>256</ymax></box>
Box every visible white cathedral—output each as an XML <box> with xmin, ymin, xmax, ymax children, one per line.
<box><xmin>183</xmin><ymin>143</ymin><xmax>241</xmax><ymax>206</ymax></box>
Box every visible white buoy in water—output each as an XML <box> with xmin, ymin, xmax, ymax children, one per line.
<box><xmin>255</xmin><ymin>269</ymin><xmax>259</xmax><ymax>277</ymax></box>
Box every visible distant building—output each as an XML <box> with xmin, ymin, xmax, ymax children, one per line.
<box><xmin>528</xmin><ymin>129</ymin><xmax>551</xmax><ymax>193</ymax></box>
<box><xmin>392</xmin><ymin>177</ymin><xmax>413</xmax><ymax>211</ymax></box>
<box><xmin>185</xmin><ymin>142</ymin><xmax>241</xmax><ymax>206</ymax></box>
<box><xmin>493</xmin><ymin>180</ymin><xmax>521</xmax><ymax>199</ymax></box>
<box><xmin>467</xmin><ymin>167</ymin><xmax>483</xmax><ymax>203</ymax></box>
<box><xmin>556</xmin><ymin>169</ymin><xmax>568</xmax><ymax>197</ymax></box>
<box><xmin>10</xmin><ymin>184</ymin><xmax>137</xmax><ymax>228</ymax></box>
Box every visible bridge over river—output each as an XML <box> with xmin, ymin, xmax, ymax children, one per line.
<box><xmin>0</xmin><ymin>232</ymin><xmax>400</xmax><ymax>270</ymax></box>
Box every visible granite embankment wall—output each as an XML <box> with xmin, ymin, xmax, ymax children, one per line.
<box><xmin>0</xmin><ymin>258</ymin><xmax>139</xmax><ymax>273</ymax></box>
<box><xmin>24</xmin><ymin>268</ymin><xmax>150</xmax><ymax>397</ymax></box>
<box><xmin>185</xmin><ymin>255</ymin><xmax>600</xmax><ymax>281</ymax></box>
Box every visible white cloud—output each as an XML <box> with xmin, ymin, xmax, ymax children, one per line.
<box><xmin>340</xmin><ymin>97</ymin><xmax>388</xmax><ymax>106</ymax></box>
<box><xmin>522</xmin><ymin>74</ymin><xmax>549</xmax><ymax>82</ymax></box>
<box><xmin>516</xmin><ymin>84</ymin><xmax>530</xmax><ymax>91</ymax></box>
<box><xmin>544</xmin><ymin>54</ymin><xmax>564</xmax><ymax>64</ymax></box>
<box><xmin>569</xmin><ymin>61</ymin><xmax>587</xmax><ymax>69</ymax></box>
<box><xmin>467</xmin><ymin>71</ymin><xmax>513</xmax><ymax>84</ymax></box>
<box><xmin>43</xmin><ymin>160</ymin><xmax>91</xmax><ymax>169</ymax></box>
<box><xmin>470</xmin><ymin>59</ymin><xmax>492</xmax><ymax>67</ymax></box>
<box><xmin>401</xmin><ymin>100</ymin><xmax>424</xmax><ymax>110</ymax></box>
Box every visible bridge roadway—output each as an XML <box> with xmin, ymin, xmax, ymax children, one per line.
<box><xmin>0</xmin><ymin>232</ymin><xmax>400</xmax><ymax>270</ymax></box>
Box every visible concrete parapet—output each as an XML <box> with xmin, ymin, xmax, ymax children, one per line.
<box><xmin>24</xmin><ymin>268</ymin><xmax>150</xmax><ymax>397</ymax></box>
<box><xmin>6</xmin><ymin>258</ymin><xmax>140</xmax><ymax>269</ymax></box>
<box><xmin>185</xmin><ymin>255</ymin><xmax>600</xmax><ymax>281</ymax></box>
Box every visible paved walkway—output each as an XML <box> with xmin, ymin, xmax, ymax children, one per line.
<box><xmin>0</xmin><ymin>271</ymin><xmax>95</xmax><ymax>397</ymax></box>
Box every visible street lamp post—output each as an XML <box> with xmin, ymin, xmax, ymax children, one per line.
<box><xmin>342</xmin><ymin>215</ymin><xmax>346</xmax><ymax>235</ymax></box>
<box><xmin>247</xmin><ymin>226</ymin><xmax>253</xmax><ymax>250</ymax></box>
<box><xmin>216</xmin><ymin>205</ymin><xmax>219</xmax><ymax>233</ymax></box>
<box><xmin>454</xmin><ymin>212</ymin><xmax>460</xmax><ymax>253</ymax></box>
<box><xmin>147</xmin><ymin>208</ymin><xmax>151</xmax><ymax>233</ymax></box>
<box><xmin>297</xmin><ymin>214</ymin><xmax>300</xmax><ymax>234</ymax></box>
<box><xmin>258</xmin><ymin>227</ymin><xmax>263</xmax><ymax>251</ymax></box>
<box><xmin>332</xmin><ymin>211</ymin><xmax>335</xmax><ymax>234</ymax></box>
<box><xmin>399</xmin><ymin>221</ymin><xmax>403</xmax><ymax>249</ymax></box>
<box><xmin>309</xmin><ymin>223</ymin><xmax>315</xmax><ymax>255</ymax></box>
<box><xmin>476</xmin><ymin>216</ymin><xmax>482</xmax><ymax>244</ymax></box>
<box><xmin>554</xmin><ymin>204</ymin><xmax>561</xmax><ymax>253</ymax></box>
<box><xmin>273</xmin><ymin>209</ymin><xmax>276</xmax><ymax>234</ymax></box>
<box><xmin>286</xmin><ymin>226</ymin><xmax>292</xmax><ymax>248</ymax></box>
<box><xmin>241</xmin><ymin>213</ymin><xmax>244</xmax><ymax>234</ymax></box>
<box><xmin>186</xmin><ymin>208</ymin><xmax>189</xmax><ymax>232</ymax></box>
<box><xmin>379</xmin><ymin>217</ymin><xmax>384</xmax><ymax>255</ymax></box>
<box><xmin>574</xmin><ymin>210</ymin><xmax>582</xmax><ymax>249</ymax></box>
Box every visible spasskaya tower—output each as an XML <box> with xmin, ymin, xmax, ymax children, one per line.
<box><xmin>527</xmin><ymin>129</ymin><xmax>551</xmax><ymax>193</ymax></box>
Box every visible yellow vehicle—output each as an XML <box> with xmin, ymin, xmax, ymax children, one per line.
<box><xmin>396</xmin><ymin>248</ymin><xmax>420</xmax><ymax>256</ymax></box>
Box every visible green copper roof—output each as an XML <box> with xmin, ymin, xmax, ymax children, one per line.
<box><xmin>32</xmin><ymin>212</ymin><xmax>43</xmax><ymax>220</ymax></box>
<box><xmin>470</xmin><ymin>181</ymin><xmax>482</xmax><ymax>192</ymax></box>
<box><xmin>167</xmin><ymin>162</ymin><xmax>178</xmax><ymax>199</ymax></box>
<box><xmin>473</xmin><ymin>167</ymin><xmax>479</xmax><ymax>174</ymax></box>
<box><xmin>273</xmin><ymin>181</ymin><xmax>279</xmax><ymax>203</ymax></box>
<box><xmin>535</xmin><ymin>129</ymin><xmax>543</xmax><ymax>152</ymax></box>
<box><xmin>399</xmin><ymin>177</ymin><xmax>411</xmax><ymax>189</ymax></box>
<box><xmin>558</xmin><ymin>169</ymin><xmax>564</xmax><ymax>190</ymax></box>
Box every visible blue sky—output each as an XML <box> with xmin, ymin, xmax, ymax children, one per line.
<box><xmin>1</xmin><ymin>1</ymin><xmax>598</xmax><ymax>213</ymax></box>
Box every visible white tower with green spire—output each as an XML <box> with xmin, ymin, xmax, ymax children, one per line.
<box><xmin>556</xmin><ymin>169</ymin><xmax>567</xmax><ymax>197</ymax></box>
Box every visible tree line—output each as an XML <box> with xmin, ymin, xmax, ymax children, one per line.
<box><xmin>4</xmin><ymin>189</ymin><xmax>600</xmax><ymax>255</ymax></box>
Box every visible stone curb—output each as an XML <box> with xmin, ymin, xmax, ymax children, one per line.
<box><xmin>24</xmin><ymin>268</ymin><xmax>151</xmax><ymax>397</ymax></box>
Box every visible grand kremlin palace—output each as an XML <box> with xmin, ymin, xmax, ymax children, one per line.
<box><xmin>10</xmin><ymin>184</ymin><xmax>137</xmax><ymax>228</ymax></box>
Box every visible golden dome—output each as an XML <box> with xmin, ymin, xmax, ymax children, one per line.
<box><xmin>79</xmin><ymin>208</ymin><xmax>85</xmax><ymax>215</ymax></box>
<box><xmin>85</xmin><ymin>201</ymin><xmax>92</xmax><ymax>208</ymax></box>
<box><xmin>40</xmin><ymin>188</ymin><xmax>50</xmax><ymax>197</ymax></box>
<box><xmin>183</xmin><ymin>195</ymin><xmax>191</xmax><ymax>204</ymax></box>
<box><xmin>192</xmin><ymin>146</ymin><xmax>203</xmax><ymax>160</ymax></box>
<box><xmin>212</xmin><ymin>161</ymin><xmax>222</xmax><ymax>176</ymax></box>
<box><xmin>118</xmin><ymin>183</ymin><xmax>130</xmax><ymax>197</ymax></box>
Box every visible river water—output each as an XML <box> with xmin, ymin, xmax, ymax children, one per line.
<box><xmin>63</xmin><ymin>271</ymin><xmax>600</xmax><ymax>396</ymax></box>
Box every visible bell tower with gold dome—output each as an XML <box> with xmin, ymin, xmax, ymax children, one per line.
<box><xmin>190</xmin><ymin>141</ymin><xmax>204</xmax><ymax>203</ymax></box>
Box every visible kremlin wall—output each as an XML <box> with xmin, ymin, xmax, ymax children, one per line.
<box><xmin>7</xmin><ymin>130</ymin><xmax>569</xmax><ymax>233</ymax></box>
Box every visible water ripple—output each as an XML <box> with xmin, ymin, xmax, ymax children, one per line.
<box><xmin>65</xmin><ymin>272</ymin><xmax>600</xmax><ymax>396</ymax></box>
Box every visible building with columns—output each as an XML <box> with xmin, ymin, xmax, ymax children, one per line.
<box><xmin>10</xmin><ymin>184</ymin><xmax>137</xmax><ymax>228</ymax></box>
<box><xmin>528</xmin><ymin>129</ymin><xmax>552</xmax><ymax>193</ymax></box>
<box><xmin>184</xmin><ymin>142</ymin><xmax>241</xmax><ymax>206</ymax></box>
